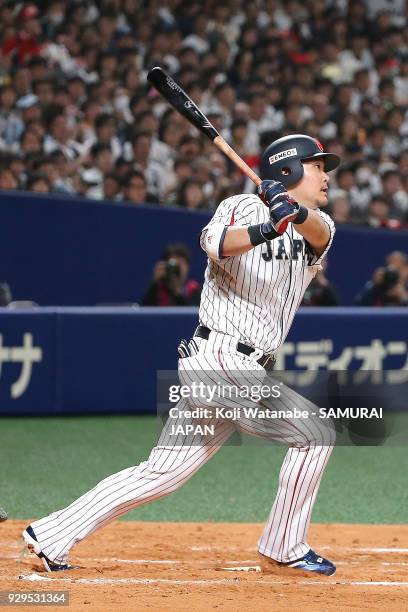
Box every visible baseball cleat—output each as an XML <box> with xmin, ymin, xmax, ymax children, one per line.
<box><xmin>260</xmin><ymin>549</ymin><xmax>336</xmax><ymax>576</ymax></box>
<box><xmin>22</xmin><ymin>525</ymin><xmax>74</xmax><ymax>572</ymax></box>
<box><xmin>284</xmin><ymin>549</ymin><xmax>336</xmax><ymax>575</ymax></box>
<box><xmin>0</xmin><ymin>507</ymin><xmax>7</xmax><ymax>522</ymax></box>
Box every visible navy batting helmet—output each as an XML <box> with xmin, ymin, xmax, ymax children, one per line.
<box><xmin>260</xmin><ymin>134</ymin><xmax>340</xmax><ymax>188</ymax></box>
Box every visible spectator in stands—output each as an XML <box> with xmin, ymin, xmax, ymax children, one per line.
<box><xmin>43</xmin><ymin>105</ymin><xmax>81</xmax><ymax>160</ymax></box>
<box><xmin>302</xmin><ymin>260</ymin><xmax>339</xmax><ymax>307</ymax></box>
<box><xmin>20</xmin><ymin>127</ymin><xmax>42</xmax><ymax>155</ymax></box>
<box><xmin>0</xmin><ymin>85</ymin><xmax>22</xmax><ymax>148</ymax></box>
<box><xmin>142</xmin><ymin>243</ymin><xmax>200</xmax><ymax>306</ymax></box>
<box><xmin>26</xmin><ymin>172</ymin><xmax>51</xmax><ymax>193</ymax></box>
<box><xmin>0</xmin><ymin>0</ymin><xmax>404</xmax><ymax>230</ymax></box>
<box><xmin>7</xmin><ymin>153</ymin><xmax>25</xmax><ymax>183</ymax></box>
<box><xmin>380</xmin><ymin>170</ymin><xmax>408</xmax><ymax>220</ymax></box>
<box><xmin>178</xmin><ymin>179</ymin><xmax>206</xmax><ymax>210</ymax></box>
<box><xmin>91</xmin><ymin>113</ymin><xmax>123</xmax><ymax>161</ymax></box>
<box><xmin>102</xmin><ymin>172</ymin><xmax>121</xmax><ymax>201</ymax></box>
<box><xmin>32</xmin><ymin>79</ymin><xmax>55</xmax><ymax>107</ymax></box>
<box><xmin>83</xmin><ymin>143</ymin><xmax>114</xmax><ymax>199</ymax></box>
<box><xmin>2</xmin><ymin>4</ymin><xmax>43</xmax><ymax>65</ymax></box>
<box><xmin>0</xmin><ymin>168</ymin><xmax>18</xmax><ymax>190</ymax></box>
<box><xmin>354</xmin><ymin>251</ymin><xmax>408</xmax><ymax>306</ymax></box>
<box><xmin>366</xmin><ymin>196</ymin><xmax>401</xmax><ymax>229</ymax></box>
<box><xmin>48</xmin><ymin>150</ymin><xmax>75</xmax><ymax>194</ymax></box>
<box><xmin>121</xmin><ymin>170</ymin><xmax>156</xmax><ymax>204</ymax></box>
<box><xmin>164</xmin><ymin>157</ymin><xmax>193</xmax><ymax>205</ymax></box>
<box><xmin>329</xmin><ymin>196</ymin><xmax>352</xmax><ymax>224</ymax></box>
<box><xmin>30</xmin><ymin>154</ymin><xmax>59</xmax><ymax>191</ymax></box>
<box><xmin>130</xmin><ymin>130</ymin><xmax>164</xmax><ymax>199</ymax></box>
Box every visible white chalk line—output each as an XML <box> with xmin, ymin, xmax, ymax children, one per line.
<box><xmin>14</xmin><ymin>574</ymin><xmax>408</xmax><ymax>588</ymax></box>
<box><xmin>6</xmin><ymin>555</ymin><xmax>257</xmax><ymax>566</ymax></box>
<box><xmin>188</xmin><ymin>544</ymin><xmax>408</xmax><ymax>553</ymax></box>
<box><xmin>189</xmin><ymin>545</ymin><xmax>408</xmax><ymax>554</ymax></box>
<box><xmin>89</xmin><ymin>558</ymin><xmax>181</xmax><ymax>565</ymax></box>
<box><xmin>88</xmin><ymin>557</ymin><xmax>257</xmax><ymax>565</ymax></box>
<box><xmin>6</xmin><ymin>554</ymin><xmax>408</xmax><ymax>568</ymax></box>
<box><xmin>7</xmin><ymin>542</ymin><xmax>408</xmax><ymax>557</ymax></box>
<box><xmin>357</xmin><ymin>548</ymin><xmax>408</xmax><ymax>553</ymax></box>
<box><xmin>382</xmin><ymin>562</ymin><xmax>408</xmax><ymax>566</ymax></box>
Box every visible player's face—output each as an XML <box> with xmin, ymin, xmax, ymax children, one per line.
<box><xmin>289</xmin><ymin>159</ymin><xmax>330</xmax><ymax>208</ymax></box>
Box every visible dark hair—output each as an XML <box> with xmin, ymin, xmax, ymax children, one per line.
<box><xmin>354</xmin><ymin>68</ymin><xmax>369</xmax><ymax>79</ymax></box>
<box><xmin>178</xmin><ymin>178</ymin><xmax>204</xmax><ymax>208</ymax></box>
<box><xmin>133</xmin><ymin>110</ymin><xmax>155</xmax><ymax>125</ymax></box>
<box><xmin>67</xmin><ymin>75</ymin><xmax>85</xmax><ymax>86</ymax></box>
<box><xmin>132</xmin><ymin>129</ymin><xmax>152</xmax><ymax>144</ymax></box>
<box><xmin>27</xmin><ymin>56</ymin><xmax>47</xmax><ymax>69</ymax></box>
<box><xmin>129</xmin><ymin>88</ymin><xmax>148</xmax><ymax>109</ymax></box>
<box><xmin>178</xmin><ymin>47</ymin><xmax>199</xmax><ymax>60</ymax></box>
<box><xmin>378</xmin><ymin>78</ymin><xmax>395</xmax><ymax>92</ymax></box>
<box><xmin>231</xmin><ymin>119</ymin><xmax>248</xmax><ymax>131</ymax></box>
<box><xmin>114</xmin><ymin>157</ymin><xmax>132</xmax><ymax>173</ymax></box>
<box><xmin>90</xmin><ymin>142</ymin><xmax>111</xmax><ymax>158</ymax></box>
<box><xmin>246</xmin><ymin>92</ymin><xmax>264</xmax><ymax>104</ymax></box>
<box><xmin>49</xmin><ymin>149</ymin><xmax>66</xmax><ymax>161</ymax></box>
<box><xmin>214</xmin><ymin>81</ymin><xmax>233</xmax><ymax>96</ymax></box>
<box><xmin>103</xmin><ymin>171</ymin><xmax>121</xmax><ymax>184</ymax></box>
<box><xmin>42</xmin><ymin>104</ymin><xmax>65</xmax><ymax>129</ymax></box>
<box><xmin>19</xmin><ymin>128</ymin><xmax>41</xmax><ymax>145</ymax></box>
<box><xmin>122</xmin><ymin>170</ymin><xmax>146</xmax><ymax>189</ymax></box>
<box><xmin>163</xmin><ymin>243</ymin><xmax>191</xmax><ymax>264</ymax></box>
<box><xmin>26</xmin><ymin>172</ymin><xmax>50</xmax><ymax>190</ymax></box>
<box><xmin>381</xmin><ymin>169</ymin><xmax>400</xmax><ymax>181</ymax></box>
<box><xmin>336</xmin><ymin>166</ymin><xmax>355</xmax><ymax>180</ymax></box>
<box><xmin>370</xmin><ymin>195</ymin><xmax>390</xmax><ymax>206</ymax></box>
<box><xmin>30</xmin><ymin>154</ymin><xmax>54</xmax><ymax>170</ymax></box>
<box><xmin>174</xmin><ymin>156</ymin><xmax>191</xmax><ymax>170</ymax></box>
<box><xmin>32</xmin><ymin>78</ymin><xmax>53</xmax><ymax>93</ymax></box>
<box><xmin>179</xmin><ymin>135</ymin><xmax>199</xmax><ymax>148</ymax></box>
<box><xmin>94</xmin><ymin>113</ymin><xmax>115</xmax><ymax>130</ymax></box>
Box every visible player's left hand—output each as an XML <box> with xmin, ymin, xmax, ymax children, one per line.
<box><xmin>258</xmin><ymin>180</ymin><xmax>301</xmax><ymax>234</ymax></box>
<box><xmin>258</xmin><ymin>179</ymin><xmax>287</xmax><ymax>207</ymax></box>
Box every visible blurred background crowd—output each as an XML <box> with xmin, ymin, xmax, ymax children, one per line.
<box><xmin>0</xmin><ymin>0</ymin><xmax>407</xmax><ymax>229</ymax></box>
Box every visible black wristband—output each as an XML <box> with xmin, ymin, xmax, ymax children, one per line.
<box><xmin>248</xmin><ymin>222</ymin><xmax>279</xmax><ymax>246</ymax></box>
<box><xmin>292</xmin><ymin>205</ymin><xmax>309</xmax><ymax>224</ymax></box>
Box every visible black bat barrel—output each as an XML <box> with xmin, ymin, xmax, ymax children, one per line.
<box><xmin>147</xmin><ymin>67</ymin><xmax>219</xmax><ymax>140</ymax></box>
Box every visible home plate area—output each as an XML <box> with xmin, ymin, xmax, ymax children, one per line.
<box><xmin>1</xmin><ymin>521</ymin><xmax>407</xmax><ymax>611</ymax></box>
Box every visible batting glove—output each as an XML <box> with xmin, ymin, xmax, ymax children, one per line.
<box><xmin>258</xmin><ymin>179</ymin><xmax>300</xmax><ymax>234</ymax></box>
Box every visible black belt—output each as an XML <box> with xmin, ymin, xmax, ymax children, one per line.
<box><xmin>194</xmin><ymin>325</ymin><xmax>276</xmax><ymax>370</ymax></box>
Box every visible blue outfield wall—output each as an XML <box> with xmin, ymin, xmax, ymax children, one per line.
<box><xmin>0</xmin><ymin>307</ymin><xmax>407</xmax><ymax>416</ymax></box>
<box><xmin>0</xmin><ymin>191</ymin><xmax>407</xmax><ymax>306</ymax></box>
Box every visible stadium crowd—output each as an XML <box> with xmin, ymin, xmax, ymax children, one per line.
<box><xmin>0</xmin><ymin>0</ymin><xmax>407</xmax><ymax>228</ymax></box>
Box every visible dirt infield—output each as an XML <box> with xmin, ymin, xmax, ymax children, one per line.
<box><xmin>1</xmin><ymin>521</ymin><xmax>407</xmax><ymax>611</ymax></box>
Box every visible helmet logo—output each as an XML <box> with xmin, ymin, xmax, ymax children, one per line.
<box><xmin>315</xmin><ymin>139</ymin><xmax>324</xmax><ymax>152</ymax></box>
<box><xmin>269</xmin><ymin>147</ymin><xmax>297</xmax><ymax>165</ymax></box>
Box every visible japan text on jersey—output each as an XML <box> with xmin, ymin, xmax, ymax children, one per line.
<box><xmin>199</xmin><ymin>194</ymin><xmax>335</xmax><ymax>354</ymax></box>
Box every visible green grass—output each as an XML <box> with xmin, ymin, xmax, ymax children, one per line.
<box><xmin>1</xmin><ymin>416</ymin><xmax>406</xmax><ymax>523</ymax></box>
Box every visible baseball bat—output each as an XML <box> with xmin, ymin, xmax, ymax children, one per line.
<box><xmin>147</xmin><ymin>66</ymin><xmax>262</xmax><ymax>187</ymax></box>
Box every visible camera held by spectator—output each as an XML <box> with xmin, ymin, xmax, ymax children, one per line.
<box><xmin>142</xmin><ymin>243</ymin><xmax>200</xmax><ymax>306</ymax></box>
<box><xmin>355</xmin><ymin>251</ymin><xmax>408</xmax><ymax>306</ymax></box>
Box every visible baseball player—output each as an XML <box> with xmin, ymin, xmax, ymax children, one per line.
<box><xmin>23</xmin><ymin>134</ymin><xmax>339</xmax><ymax>576</ymax></box>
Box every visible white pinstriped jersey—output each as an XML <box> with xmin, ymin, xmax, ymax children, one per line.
<box><xmin>199</xmin><ymin>194</ymin><xmax>335</xmax><ymax>354</ymax></box>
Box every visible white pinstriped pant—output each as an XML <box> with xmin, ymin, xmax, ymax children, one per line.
<box><xmin>31</xmin><ymin>331</ymin><xmax>335</xmax><ymax>564</ymax></box>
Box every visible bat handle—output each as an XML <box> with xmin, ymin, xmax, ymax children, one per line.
<box><xmin>213</xmin><ymin>136</ymin><xmax>262</xmax><ymax>187</ymax></box>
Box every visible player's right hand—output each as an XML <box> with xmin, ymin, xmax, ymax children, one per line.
<box><xmin>153</xmin><ymin>261</ymin><xmax>167</xmax><ymax>281</ymax></box>
<box><xmin>258</xmin><ymin>180</ymin><xmax>301</xmax><ymax>234</ymax></box>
